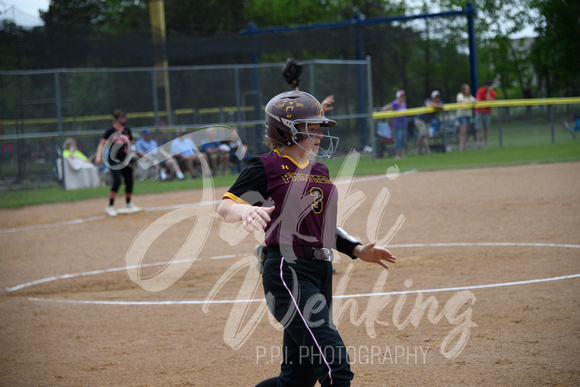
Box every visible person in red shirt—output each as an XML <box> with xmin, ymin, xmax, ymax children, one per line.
<box><xmin>474</xmin><ymin>80</ymin><xmax>497</xmax><ymax>149</ymax></box>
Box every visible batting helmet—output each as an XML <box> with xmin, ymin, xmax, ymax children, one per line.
<box><xmin>264</xmin><ymin>91</ymin><xmax>338</xmax><ymax>158</ymax></box>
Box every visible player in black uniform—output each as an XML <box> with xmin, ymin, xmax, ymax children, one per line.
<box><xmin>95</xmin><ymin>109</ymin><xmax>141</xmax><ymax>216</ymax></box>
<box><xmin>217</xmin><ymin>91</ymin><xmax>397</xmax><ymax>387</ymax></box>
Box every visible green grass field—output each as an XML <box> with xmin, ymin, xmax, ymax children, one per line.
<box><xmin>1</xmin><ymin>116</ymin><xmax>578</xmax><ymax>210</ymax></box>
<box><xmin>1</xmin><ymin>140</ymin><xmax>578</xmax><ymax>210</ymax></box>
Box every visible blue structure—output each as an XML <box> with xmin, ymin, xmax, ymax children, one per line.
<box><xmin>242</xmin><ymin>3</ymin><xmax>479</xmax><ymax>147</ymax></box>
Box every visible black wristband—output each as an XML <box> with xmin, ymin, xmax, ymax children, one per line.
<box><xmin>335</xmin><ymin>226</ymin><xmax>362</xmax><ymax>259</ymax></box>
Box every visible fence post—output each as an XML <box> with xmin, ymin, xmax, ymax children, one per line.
<box><xmin>466</xmin><ymin>3</ymin><xmax>479</xmax><ymax>94</ymax></box>
<box><xmin>366</xmin><ymin>56</ymin><xmax>375</xmax><ymax>161</ymax></box>
<box><xmin>55</xmin><ymin>70</ymin><xmax>66</xmax><ymax>190</ymax></box>
<box><xmin>549</xmin><ymin>105</ymin><xmax>555</xmax><ymax>144</ymax></box>
<box><xmin>234</xmin><ymin>67</ymin><xmax>241</xmax><ymax>127</ymax></box>
<box><xmin>497</xmin><ymin>107</ymin><xmax>503</xmax><ymax>148</ymax></box>
<box><xmin>356</xmin><ymin>17</ymin><xmax>367</xmax><ymax>148</ymax></box>
<box><xmin>309</xmin><ymin>62</ymin><xmax>315</xmax><ymax>96</ymax></box>
<box><xmin>151</xmin><ymin>70</ymin><xmax>159</xmax><ymax>132</ymax></box>
<box><xmin>250</xmin><ymin>56</ymin><xmax>264</xmax><ymax>154</ymax></box>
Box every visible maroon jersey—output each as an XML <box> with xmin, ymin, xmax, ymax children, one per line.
<box><xmin>223</xmin><ymin>150</ymin><xmax>337</xmax><ymax>250</ymax></box>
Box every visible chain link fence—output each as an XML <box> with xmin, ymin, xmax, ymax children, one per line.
<box><xmin>0</xmin><ymin>59</ymin><xmax>375</xmax><ymax>191</ymax></box>
<box><xmin>2</xmin><ymin>60</ymin><xmax>578</xmax><ymax>192</ymax></box>
<box><xmin>373</xmin><ymin>101</ymin><xmax>580</xmax><ymax>158</ymax></box>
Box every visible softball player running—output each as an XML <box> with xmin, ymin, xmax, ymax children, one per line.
<box><xmin>217</xmin><ymin>91</ymin><xmax>396</xmax><ymax>387</ymax></box>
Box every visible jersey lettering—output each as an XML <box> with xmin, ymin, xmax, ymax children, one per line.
<box><xmin>281</xmin><ymin>172</ymin><xmax>332</xmax><ymax>185</ymax></box>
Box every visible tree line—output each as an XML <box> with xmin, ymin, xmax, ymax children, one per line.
<box><xmin>1</xmin><ymin>0</ymin><xmax>578</xmax><ymax>104</ymax></box>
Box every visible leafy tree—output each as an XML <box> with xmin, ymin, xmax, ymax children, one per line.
<box><xmin>40</xmin><ymin>0</ymin><xmax>104</xmax><ymax>30</ymax></box>
<box><xmin>98</xmin><ymin>0</ymin><xmax>150</xmax><ymax>35</ymax></box>
<box><xmin>531</xmin><ymin>0</ymin><xmax>580</xmax><ymax>96</ymax></box>
<box><xmin>435</xmin><ymin>0</ymin><xmax>541</xmax><ymax>98</ymax></box>
<box><xmin>243</xmin><ymin>0</ymin><xmax>343</xmax><ymax>27</ymax></box>
<box><xmin>162</xmin><ymin>0</ymin><xmax>248</xmax><ymax>36</ymax></box>
<box><xmin>0</xmin><ymin>20</ymin><xmax>31</xmax><ymax>70</ymax></box>
<box><xmin>4</xmin><ymin>0</ymin><xmax>576</xmax><ymax>104</ymax></box>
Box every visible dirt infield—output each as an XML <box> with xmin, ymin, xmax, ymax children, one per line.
<box><xmin>1</xmin><ymin>162</ymin><xmax>579</xmax><ymax>386</ymax></box>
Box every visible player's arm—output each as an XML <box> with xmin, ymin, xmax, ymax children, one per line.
<box><xmin>427</xmin><ymin>101</ymin><xmax>444</xmax><ymax>110</ymax></box>
<box><xmin>381</xmin><ymin>103</ymin><xmax>393</xmax><ymax>111</ymax></box>
<box><xmin>217</xmin><ymin>156</ymin><xmax>272</xmax><ymax>232</ymax></box>
<box><xmin>135</xmin><ymin>141</ymin><xmax>146</xmax><ymax>158</ymax></box>
<box><xmin>128</xmin><ymin>129</ymin><xmax>135</xmax><ymax>144</ymax></box>
<box><xmin>335</xmin><ymin>226</ymin><xmax>397</xmax><ymax>270</ymax></box>
<box><xmin>321</xmin><ymin>95</ymin><xmax>334</xmax><ymax>112</ymax></box>
<box><xmin>353</xmin><ymin>242</ymin><xmax>397</xmax><ymax>270</ymax></box>
<box><xmin>95</xmin><ymin>138</ymin><xmax>107</xmax><ymax>165</ymax></box>
<box><xmin>217</xmin><ymin>198</ymin><xmax>274</xmax><ymax>233</ymax></box>
<box><xmin>335</xmin><ymin>226</ymin><xmax>361</xmax><ymax>258</ymax></box>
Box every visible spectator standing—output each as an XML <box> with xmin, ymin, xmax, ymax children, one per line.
<box><xmin>135</xmin><ymin>129</ymin><xmax>184</xmax><ymax>181</ymax></box>
<box><xmin>474</xmin><ymin>79</ymin><xmax>497</xmax><ymax>149</ymax></box>
<box><xmin>95</xmin><ymin>109</ymin><xmax>141</xmax><ymax>216</ymax></box>
<box><xmin>456</xmin><ymin>84</ymin><xmax>477</xmax><ymax>152</ymax></box>
<box><xmin>414</xmin><ymin>90</ymin><xmax>444</xmax><ymax>155</ymax></box>
<box><xmin>381</xmin><ymin>90</ymin><xmax>408</xmax><ymax>159</ymax></box>
<box><xmin>170</xmin><ymin>129</ymin><xmax>202</xmax><ymax>179</ymax></box>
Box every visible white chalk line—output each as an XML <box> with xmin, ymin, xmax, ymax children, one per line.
<box><xmin>3</xmin><ymin>253</ymin><xmax>242</xmax><ymax>293</ymax></box>
<box><xmin>0</xmin><ymin>215</ymin><xmax>107</xmax><ymax>233</ymax></box>
<box><xmin>24</xmin><ymin>273</ymin><xmax>580</xmax><ymax>306</ymax></box>
<box><xmin>0</xmin><ymin>201</ymin><xmax>216</xmax><ymax>234</ymax></box>
<box><xmin>3</xmin><ymin>242</ymin><xmax>579</xmax><ymax>305</ymax></box>
<box><xmin>0</xmin><ymin>171</ymin><xmax>415</xmax><ymax>234</ymax></box>
<box><xmin>389</xmin><ymin>242</ymin><xmax>580</xmax><ymax>249</ymax></box>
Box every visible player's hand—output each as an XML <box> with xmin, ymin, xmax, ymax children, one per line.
<box><xmin>321</xmin><ymin>95</ymin><xmax>334</xmax><ymax>112</ymax></box>
<box><xmin>242</xmin><ymin>206</ymin><xmax>275</xmax><ymax>232</ymax></box>
<box><xmin>356</xmin><ymin>241</ymin><xmax>397</xmax><ymax>270</ymax></box>
<box><xmin>95</xmin><ymin>156</ymin><xmax>102</xmax><ymax>166</ymax></box>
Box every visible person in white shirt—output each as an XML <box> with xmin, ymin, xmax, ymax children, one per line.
<box><xmin>456</xmin><ymin>84</ymin><xmax>477</xmax><ymax>152</ymax></box>
<box><xmin>170</xmin><ymin>129</ymin><xmax>203</xmax><ymax>179</ymax></box>
<box><xmin>136</xmin><ymin>130</ymin><xmax>184</xmax><ymax>180</ymax></box>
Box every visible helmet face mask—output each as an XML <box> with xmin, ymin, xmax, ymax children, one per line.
<box><xmin>265</xmin><ymin>91</ymin><xmax>339</xmax><ymax>159</ymax></box>
<box><xmin>290</xmin><ymin>120</ymin><xmax>339</xmax><ymax>159</ymax></box>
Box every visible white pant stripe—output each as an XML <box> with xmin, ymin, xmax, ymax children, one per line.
<box><xmin>278</xmin><ymin>256</ymin><xmax>333</xmax><ymax>384</ymax></box>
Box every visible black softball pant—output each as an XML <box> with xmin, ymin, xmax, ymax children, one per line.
<box><xmin>110</xmin><ymin>165</ymin><xmax>133</xmax><ymax>194</ymax></box>
<box><xmin>258</xmin><ymin>252</ymin><xmax>353</xmax><ymax>387</ymax></box>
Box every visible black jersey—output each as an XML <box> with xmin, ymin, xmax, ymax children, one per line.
<box><xmin>102</xmin><ymin>126</ymin><xmax>133</xmax><ymax>165</ymax></box>
<box><xmin>224</xmin><ymin>150</ymin><xmax>338</xmax><ymax>250</ymax></box>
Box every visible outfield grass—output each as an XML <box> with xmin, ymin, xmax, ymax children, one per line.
<box><xmin>328</xmin><ymin>141</ymin><xmax>580</xmax><ymax>177</ymax></box>
<box><xmin>1</xmin><ymin>139</ymin><xmax>578</xmax><ymax>210</ymax></box>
